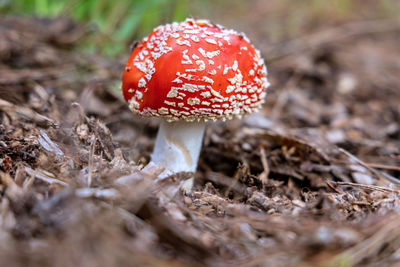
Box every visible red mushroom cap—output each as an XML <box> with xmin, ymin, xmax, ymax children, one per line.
<box><xmin>122</xmin><ymin>18</ymin><xmax>269</xmax><ymax>122</ymax></box>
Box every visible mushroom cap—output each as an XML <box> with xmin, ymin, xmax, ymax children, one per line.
<box><xmin>122</xmin><ymin>18</ymin><xmax>269</xmax><ymax>122</ymax></box>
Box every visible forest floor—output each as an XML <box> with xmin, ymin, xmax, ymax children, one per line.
<box><xmin>0</xmin><ymin>13</ymin><xmax>400</xmax><ymax>267</ymax></box>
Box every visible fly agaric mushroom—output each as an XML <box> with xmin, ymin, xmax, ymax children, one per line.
<box><xmin>122</xmin><ymin>18</ymin><xmax>269</xmax><ymax>190</ymax></box>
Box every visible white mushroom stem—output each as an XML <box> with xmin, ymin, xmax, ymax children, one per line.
<box><xmin>151</xmin><ymin>120</ymin><xmax>206</xmax><ymax>189</ymax></box>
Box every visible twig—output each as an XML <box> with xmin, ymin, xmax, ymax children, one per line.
<box><xmin>338</xmin><ymin>148</ymin><xmax>400</xmax><ymax>185</ymax></box>
<box><xmin>24</xmin><ymin>167</ymin><xmax>68</xmax><ymax>186</ymax></box>
<box><xmin>365</xmin><ymin>163</ymin><xmax>400</xmax><ymax>172</ymax></box>
<box><xmin>326</xmin><ymin>181</ymin><xmax>343</xmax><ymax>194</ymax></box>
<box><xmin>335</xmin><ymin>181</ymin><xmax>400</xmax><ymax>195</ymax></box>
<box><xmin>258</xmin><ymin>147</ymin><xmax>270</xmax><ymax>184</ymax></box>
<box><xmin>87</xmin><ymin>134</ymin><xmax>96</xmax><ymax>187</ymax></box>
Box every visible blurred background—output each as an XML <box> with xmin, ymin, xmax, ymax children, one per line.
<box><xmin>2</xmin><ymin>0</ymin><xmax>400</xmax><ymax>56</ymax></box>
<box><xmin>1</xmin><ymin>1</ymin><xmax>400</xmax><ymax>266</ymax></box>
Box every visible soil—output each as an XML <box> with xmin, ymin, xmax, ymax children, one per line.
<box><xmin>0</xmin><ymin>14</ymin><xmax>400</xmax><ymax>267</ymax></box>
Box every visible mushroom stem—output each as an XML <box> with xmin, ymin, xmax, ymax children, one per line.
<box><xmin>151</xmin><ymin>120</ymin><xmax>206</xmax><ymax>175</ymax></box>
